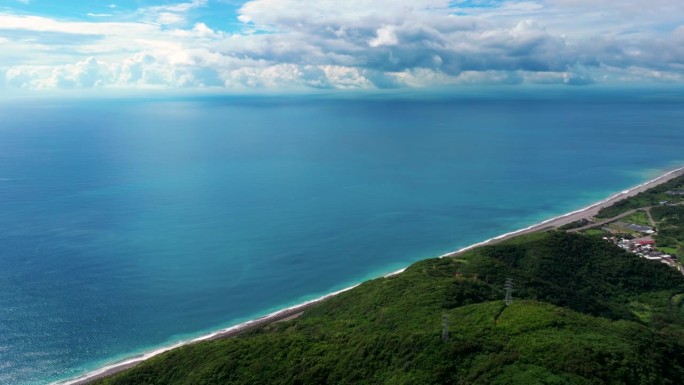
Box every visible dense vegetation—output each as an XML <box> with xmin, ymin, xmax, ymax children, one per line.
<box><xmin>652</xmin><ymin>205</ymin><xmax>684</xmax><ymax>256</ymax></box>
<box><xmin>96</xmin><ymin>232</ymin><xmax>684</xmax><ymax>385</ymax></box>
<box><xmin>558</xmin><ymin>218</ymin><xmax>592</xmax><ymax>231</ymax></box>
<box><xmin>596</xmin><ymin>174</ymin><xmax>684</xmax><ymax>219</ymax></box>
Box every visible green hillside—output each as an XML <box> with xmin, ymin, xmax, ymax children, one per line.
<box><xmin>96</xmin><ymin>232</ymin><xmax>684</xmax><ymax>385</ymax></box>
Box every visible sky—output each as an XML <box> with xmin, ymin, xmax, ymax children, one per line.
<box><xmin>0</xmin><ymin>0</ymin><xmax>683</xmax><ymax>92</ymax></box>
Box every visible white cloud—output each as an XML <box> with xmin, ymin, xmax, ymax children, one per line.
<box><xmin>1</xmin><ymin>0</ymin><xmax>683</xmax><ymax>91</ymax></box>
<box><xmin>368</xmin><ymin>26</ymin><xmax>399</xmax><ymax>48</ymax></box>
<box><xmin>0</xmin><ymin>13</ymin><xmax>155</xmax><ymax>37</ymax></box>
<box><xmin>140</xmin><ymin>0</ymin><xmax>208</xmax><ymax>26</ymax></box>
<box><xmin>155</xmin><ymin>0</ymin><xmax>207</xmax><ymax>14</ymax></box>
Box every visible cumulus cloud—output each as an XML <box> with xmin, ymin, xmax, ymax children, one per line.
<box><xmin>368</xmin><ymin>26</ymin><xmax>399</xmax><ymax>48</ymax></box>
<box><xmin>226</xmin><ymin>1</ymin><xmax>587</xmax><ymax>77</ymax></box>
<box><xmin>0</xmin><ymin>0</ymin><xmax>683</xmax><ymax>91</ymax></box>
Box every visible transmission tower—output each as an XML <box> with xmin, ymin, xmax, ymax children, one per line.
<box><xmin>504</xmin><ymin>278</ymin><xmax>514</xmax><ymax>306</ymax></box>
<box><xmin>441</xmin><ymin>314</ymin><xmax>450</xmax><ymax>342</ymax></box>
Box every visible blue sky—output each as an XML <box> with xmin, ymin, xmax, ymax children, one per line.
<box><xmin>0</xmin><ymin>0</ymin><xmax>683</xmax><ymax>92</ymax></box>
<box><xmin>2</xmin><ymin>1</ymin><xmax>245</xmax><ymax>32</ymax></box>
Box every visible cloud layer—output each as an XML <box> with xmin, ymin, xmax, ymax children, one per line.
<box><xmin>1</xmin><ymin>0</ymin><xmax>683</xmax><ymax>91</ymax></box>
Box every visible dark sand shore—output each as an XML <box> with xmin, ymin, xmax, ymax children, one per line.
<box><xmin>60</xmin><ymin>166</ymin><xmax>684</xmax><ymax>385</ymax></box>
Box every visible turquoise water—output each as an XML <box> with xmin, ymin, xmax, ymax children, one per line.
<box><xmin>0</xmin><ymin>92</ymin><xmax>683</xmax><ymax>384</ymax></box>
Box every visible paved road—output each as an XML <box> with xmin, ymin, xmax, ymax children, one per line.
<box><xmin>568</xmin><ymin>201</ymin><xmax>684</xmax><ymax>233</ymax></box>
<box><xmin>568</xmin><ymin>208</ymin><xmax>646</xmax><ymax>233</ymax></box>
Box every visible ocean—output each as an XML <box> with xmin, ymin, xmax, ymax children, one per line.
<box><xmin>1</xmin><ymin>90</ymin><xmax>683</xmax><ymax>385</ymax></box>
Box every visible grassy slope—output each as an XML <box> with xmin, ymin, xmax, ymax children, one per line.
<box><xmin>97</xmin><ymin>232</ymin><xmax>684</xmax><ymax>385</ymax></box>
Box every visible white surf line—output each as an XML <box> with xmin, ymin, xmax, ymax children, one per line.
<box><xmin>439</xmin><ymin>166</ymin><xmax>684</xmax><ymax>257</ymax></box>
<box><xmin>55</xmin><ymin>286</ymin><xmax>359</xmax><ymax>385</ymax></box>
<box><xmin>56</xmin><ymin>166</ymin><xmax>684</xmax><ymax>385</ymax></box>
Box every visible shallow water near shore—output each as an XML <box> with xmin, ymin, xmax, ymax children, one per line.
<box><xmin>1</xmin><ymin>91</ymin><xmax>684</xmax><ymax>385</ymax></box>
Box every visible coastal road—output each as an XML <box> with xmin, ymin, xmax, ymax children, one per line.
<box><xmin>568</xmin><ymin>208</ymin><xmax>645</xmax><ymax>233</ymax></box>
<box><xmin>569</xmin><ymin>201</ymin><xmax>684</xmax><ymax>233</ymax></box>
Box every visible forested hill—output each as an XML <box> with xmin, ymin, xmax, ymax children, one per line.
<box><xmin>96</xmin><ymin>232</ymin><xmax>684</xmax><ymax>385</ymax></box>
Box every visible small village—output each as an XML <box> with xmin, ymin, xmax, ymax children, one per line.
<box><xmin>566</xmin><ymin>187</ymin><xmax>684</xmax><ymax>275</ymax></box>
<box><xmin>609</xmin><ymin>236</ymin><xmax>683</xmax><ymax>273</ymax></box>
<box><xmin>601</xmin><ymin>208</ymin><xmax>684</xmax><ymax>274</ymax></box>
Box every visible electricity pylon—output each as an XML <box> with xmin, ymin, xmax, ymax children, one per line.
<box><xmin>504</xmin><ymin>278</ymin><xmax>514</xmax><ymax>306</ymax></box>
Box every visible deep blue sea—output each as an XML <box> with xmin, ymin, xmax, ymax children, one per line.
<box><xmin>1</xmin><ymin>91</ymin><xmax>683</xmax><ymax>385</ymax></box>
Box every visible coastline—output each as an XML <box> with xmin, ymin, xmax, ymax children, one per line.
<box><xmin>441</xmin><ymin>166</ymin><xmax>684</xmax><ymax>258</ymax></box>
<box><xmin>57</xmin><ymin>286</ymin><xmax>359</xmax><ymax>385</ymax></box>
<box><xmin>57</xmin><ymin>166</ymin><xmax>684</xmax><ymax>385</ymax></box>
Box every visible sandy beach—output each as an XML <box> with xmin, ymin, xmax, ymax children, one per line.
<box><xmin>60</xmin><ymin>286</ymin><xmax>358</xmax><ymax>385</ymax></box>
<box><xmin>441</xmin><ymin>166</ymin><xmax>684</xmax><ymax>258</ymax></box>
<box><xmin>59</xmin><ymin>166</ymin><xmax>684</xmax><ymax>385</ymax></box>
